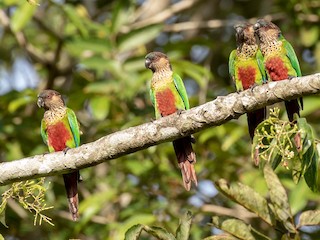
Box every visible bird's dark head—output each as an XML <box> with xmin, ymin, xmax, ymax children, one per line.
<box><xmin>234</xmin><ymin>23</ymin><xmax>256</xmax><ymax>45</ymax></box>
<box><xmin>37</xmin><ymin>89</ymin><xmax>65</xmax><ymax>110</ymax></box>
<box><xmin>253</xmin><ymin>19</ymin><xmax>281</xmax><ymax>42</ymax></box>
<box><xmin>145</xmin><ymin>52</ymin><xmax>171</xmax><ymax>73</ymax></box>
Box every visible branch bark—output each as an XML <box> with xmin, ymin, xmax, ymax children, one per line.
<box><xmin>0</xmin><ymin>73</ymin><xmax>319</xmax><ymax>186</ymax></box>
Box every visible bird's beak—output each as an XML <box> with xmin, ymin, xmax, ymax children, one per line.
<box><xmin>37</xmin><ymin>96</ymin><xmax>44</xmax><ymax>108</ymax></box>
<box><xmin>145</xmin><ymin>58</ymin><xmax>151</xmax><ymax>69</ymax></box>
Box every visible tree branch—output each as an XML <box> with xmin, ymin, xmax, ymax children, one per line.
<box><xmin>0</xmin><ymin>73</ymin><xmax>319</xmax><ymax>186</ymax></box>
<box><xmin>163</xmin><ymin>13</ymin><xmax>286</xmax><ymax>32</ymax></box>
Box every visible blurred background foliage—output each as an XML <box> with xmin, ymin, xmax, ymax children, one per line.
<box><xmin>0</xmin><ymin>0</ymin><xmax>319</xmax><ymax>239</ymax></box>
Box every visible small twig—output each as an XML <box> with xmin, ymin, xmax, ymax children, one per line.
<box><xmin>122</xmin><ymin>0</ymin><xmax>199</xmax><ymax>32</ymax></box>
<box><xmin>202</xmin><ymin>204</ymin><xmax>256</xmax><ymax>220</ymax></box>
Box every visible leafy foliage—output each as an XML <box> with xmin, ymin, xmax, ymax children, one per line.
<box><xmin>0</xmin><ymin>0</ymin><xmax>319</xmax><ymax>239</ymax></box>
<box><xmin>0</xmin><ymin>179</ymin><xmax>53</xmax><ymax>227</ymax></box>
<box><xmin>253</xmin><ymin>108</ymin><xmax>320</xmax><ymax>192</ymax></box>
<box><xmin>212</xmin><ymin>164</ymin><xmax>320</xmax><ymax>239</ymax></box>
<box><xmin>125</xmin><ymin>211</ymin><xmax>192</xmax><ymax>240</ymax></box>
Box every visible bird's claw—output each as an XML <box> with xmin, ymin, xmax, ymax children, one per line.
<box><xmin>176</xmin><ymin>109</ymin><xmax>184</xmax><ymax>115</ymax></box>
<box><xmin>42</xmin><ymin>152</ymin><xmax>49</xmax><ymax>156</ymax></box>
<box><xmin>63</xmin><ymin>147</ymin><xmax>71</xmax><ymax>155</ymax></box>
<box><xmin>249</xmin><ymin>83</ymin><xmax>258</xmax><ymax>92</ymax></box>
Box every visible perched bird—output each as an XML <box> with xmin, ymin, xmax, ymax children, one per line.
<box><xmin>229</xmin><ymin>23</ymin><xmax>268</xmax><ymax>140</ymax></box>
<box><xmin>37</xmin><ymin>89</ymin><xmax>81</xmax><ymax>221</ymax></box>
<box><xmin>254</xmin><ymin>19</ymin><xmax>303</xmax><ymax>122</ymax></box>
<box><xmin>145</xmin><ymin>52</ymin><xmax>197</xmax><ymax>191</ymax></box>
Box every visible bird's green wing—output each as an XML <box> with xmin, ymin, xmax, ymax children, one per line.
<box><xmin>228</xmin><ymin>50</ymin><xmax>236</xmax><ymax>84</ymax></box>
<box><xmin>67</xmin><ymin>108</ymin><xmax>80</xmax><ymax>147</ymax></box>
<box><xmin>256</xmin><ymin>50</ymin><xmax>268</xmax><ymax>83</ymax></box>
<box><xmin>40</xmin><ymin>119</ymin><xmax>48</xmax><ymax>146</ymax></box>
<box><xmin>149</xmin><ymin>88</ymin><xmax>155</xmax><ymax>107</ymax></box>
<box><xmin>173</xmin><ymin>72</ymin><xmax>190</xmax><ymax>110</ymax></box>
<box><xmin>283</xmin><ymin>40</ymin><xmax>302</xmax><ymax>77</ymax></box>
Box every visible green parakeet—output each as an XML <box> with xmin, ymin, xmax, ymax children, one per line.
<box><xmin>229</xmin><ymin>23</ymin><xmax>268</xmax><ymax>139</ymax></box>
<box><xmin>254</xmin><ymin>19</ymin><xmax>303</xmax><ymax>121</ymax></box>
<box><xmin>37</xmin><ymin>89</ymin><xmax>81</xmax><ymax>221</ymax></box>
<box><xmin>145</xmin><ymin>52</ymin><xmax>197</xmax><ymax>191</ymax></box>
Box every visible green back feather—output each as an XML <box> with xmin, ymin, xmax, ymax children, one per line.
<box><xmin>283</xmin><ymin>40</ymin><xmax>301</xmax><ymax>77</ymax></box>
<box><xmin>256</xmin><ymin>50</ymin><xmax>268</xmax><ymax>83</ymax></box>
<box><xmin>149</xmin><ymin>88</ymin><xmax>155</xmax><ymax>107</ymax></box>
<box><xmin>66</xmin><ymin>108</ymin><xmax>80</xmax><ymax>147</ymax></box>
<box><xmin>228</xmin><ymin>50</ymin><xmax>236</xmax><ymax>83</ymax></box>
<box><xmin>40</xmin><ymin>119</ymin><xmax>48</xmax><ymax>146</ymax></box>
<box><xmin>173</xmin><ymin>72</ymin><xmax>190</xmax><ymax>110</ymax></box>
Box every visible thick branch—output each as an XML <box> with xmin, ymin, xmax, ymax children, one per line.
<box><xmin>0</xmin><ymin>73</ymin><xmax>319</xmax><ymax>185</ymax></box>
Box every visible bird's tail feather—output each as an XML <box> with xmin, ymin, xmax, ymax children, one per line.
<box><xmin>173</xmin><ymin>136</ymin><xmax>197</xmax><ymax>191</ymax></box>
<box><xmin>247</xmin><ymin>107</ymin><xmax>266</xmax><ymax>140</ymax></box>
<box><xmin>63</xmin><ymin>171</ymin><xmax>79</xmax><ymax>221</ymax></box>
<box><xmin>285</xmin><ymin>99</ymin><xmax>301</xmax><ymax>122</ymax></box>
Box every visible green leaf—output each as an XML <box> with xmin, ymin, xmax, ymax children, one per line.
<box><xmin>297</xmin><ymin>118</ymin><xmax>315</xmax><ymax>162</ymax></box>
<box><xmin>211</xmin><ymin>216</ymin><xmax>255</xmax><ymax>240</ymax></box>
<box><xmin>268</xmin><ymin>138</ymin><xmax>283</xmax><ymax>170</ymax></box>
<box><xmin>118</xmin><ymin>24</ymin><xmax>162</xmax><ymax>52</ymax></box>
<box><xmin>215</xmin><ymin>179</ymin><xmax>275</xmax><ymax>226</ymax></box>
<box><xmin>8</xmin><ymin>95</ymin><xmax>33</xmax><ymax>113</ymax></box>
<box><xmin>76</xmin><ymin>189</ymin><xmax>116</xmax><ymax>232</ymax></box>
<box><xmin>0</xmin><ymin>201</ymin><xmax>8</xmax><ymax>228</ymax></box>
<box><xmin>281</xmin><ymin>233</ymin><xmax>301</xmax><ymax>240</ymax></box>
<box><xmin>111</xmin><ymin>0</ymin><xmax>133</xmax><ymax>34</ymax></box>
<box><xmin>174</xmin><ymin>60</ymin><xmax>211</xmax><ymax>89</ymax></box>
<box><xmin>81</xmin><ymin>57</ymin><xmax>117</xmax><ymax>75</ymax></box>
<box><xmin>63</xmin><ymin>5</ymin><xmax>89</xmax><ymax>37</ymax></box>
<box><xmin>304</xmin><ymin>143</ymin><xmax>320</xmax><ymax>192</ymax></box>
<box><xmin>88</xmin><ymin>96</ymin><xmax>110</xmax><ymax>120</ymax></box>
<box><xmin>84</xmin><ymin>81</ymin><xmax>120</xmax><ymax>95</ymax></box>
<box><xmin>300</xmin><ymin>26</ymin><xmax>319</xmax><ymax>47</ymax></box>
<box><xmin>11</xmin><ymin>1</ymin><xmax>36</xmax><ymax>32</ymax></box>
<box><xmin>66</xmin><ymin>38</ymin><xmax>111</xmax><ymax>57</ymax></box>
<box><xmin>176</xmin><ymin>211</ymin><xmax>192</xmax><ymax>240</ymax></box>
<box><xmin>124</xmin><ymin>224</ymin><xmax>145</xmax><ymax>240</ymax></box>
<box><xmin>297</xmin><ymin>210</ymin><xmax>320</xmax><ymax>228</ymax></box>
<box><xmin>263</xmin><ymin>165</ymin><xmax>296</xmax><ymax>233</ymax></box>
<box><xmin>146</xmin><ymin>226</ymin><xmax>176</xmax><ymax>240</ymax></box>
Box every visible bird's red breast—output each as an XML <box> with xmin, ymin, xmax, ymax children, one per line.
<box><xmin>238</xmin><ymin>66</ymin><xmax>257</xmax><ymax>90</ymax></box>
<box><xmin>265</xmin><ymin>57</ymin><xmax>288</xmax><ymax>81</ymax></box>
<box><xmin>156</xmin><ymin>88</ymin><xmax>177</xmax><ymax>116</ymax></box>
<box><xmin>47</xmin><ymin>122</ymin><xmax>72</xmax><ymax>151</ymax></box>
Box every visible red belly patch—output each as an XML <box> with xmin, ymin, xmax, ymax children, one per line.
<box><xmin>47</xmin><ymin>122</ymin><xmax>72</xmax><ymax>151</ymax></box>
<box><xmin>156</xmin><ymin>89</ymin><xmax>177</xmax><ymax>116</ymax></box>
<box><xmin>265</xmin><ymin>57</ymin><xmax>288</xmax><ymax>81</ymax></box>
<box><xmin>238</xmin><ymin>66</ymin><xmax>256</xmax><ymax>90</ymax></box>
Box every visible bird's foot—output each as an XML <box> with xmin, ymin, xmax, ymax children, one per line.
<box><xmin>42</xmin><ymin>152</ymin><xmax>49</xmax><ymax>156</ymax></box>
<box><xmin>249</xmin><ymin>83</ymin><xmax>259</xmax><ymax>92</ymax></box>
<box><xmin>176</xmin><ymin>109</ymin><xmax>184</xmax><ymax>115</ymax></box>
<box><xmin>63</xmin><ymin>147</ymin><xmax>71</xmax><ymax>155</ymax></box>
<box><xmin>288</xmin><ymin>75</ymin><xmax>295</xmax><ymax>80</ymax></box>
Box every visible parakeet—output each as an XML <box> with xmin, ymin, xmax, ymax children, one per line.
<box><xmin>145</xmin><ymin>52</ymin><xmax>197</xmax><ymax>191</ymax></box>
<box><xmin>254</xmin><ymin>19</ymin><xmax>303</xmax><ymax>122</ymax></box>
<box><xmin>229</xmin><ymin>23</ymin><xmax>268</xmax><ymax>140</ymax></box>
<box><xmin>37</xmin><ymin>89</ymin><xmax>80</xmax><ymax>221</ymax></box>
